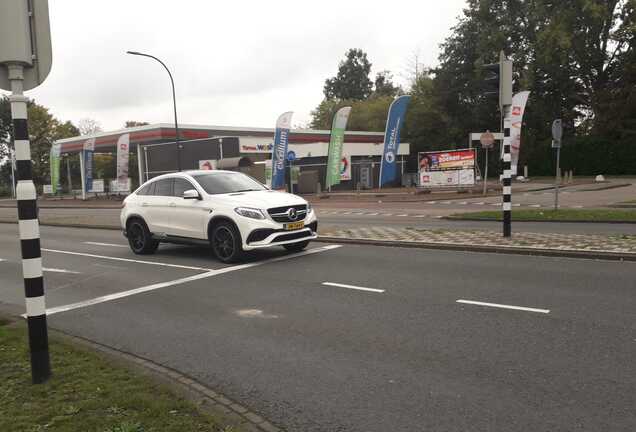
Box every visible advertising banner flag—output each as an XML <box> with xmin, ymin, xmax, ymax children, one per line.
<box><xmin>83</xmin><ymin>138</ymin><xmax>95</xmax><ymax>192</ymax></box>
<box><xmin>49</xmin><ymin>143</ymin><xmax>61</xmax><ymax>194</ymax></box>
<box><xmin>379</xmin><ymin>95</ymin><xmax>411</xmax><ymax>188</ymax></box>
<box><xmin>270</xmin><ymin>111</ymin><xmax>293</xmax><ymax>190</ymax></box>
<box><xmin>419</xmin><ymin>149</ymin><xmax>476</xmax><ymax>187</ymax></box>
<box><xmin>116</xmin><ymin>134</ymin><xmax>130</xmax><ymax>192</ymax></box>
<box><xmin>509</xmin><ymin>91</ymin><xmax>530</xmax><ymax>175</ymax></box>
<box><xmin>325</xmin><ymin>106</ymin><xmax>352</xmax><ymax>189</ymax></box>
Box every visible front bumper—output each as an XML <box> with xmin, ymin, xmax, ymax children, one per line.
<box><xmin>239</xmin><ymin>212</ymin><xmax>318</xmax><ymax>251</ymax></box>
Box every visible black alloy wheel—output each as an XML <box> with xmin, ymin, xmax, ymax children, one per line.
<box><xmin>127</xmin><ymin>220</ymin><xmax>159</xmax><ymax>255</ymax></box>
<box><xmin>211</xmin><ymin>222</ymin><xmax>243</xmax><ymax>263</ymax></box>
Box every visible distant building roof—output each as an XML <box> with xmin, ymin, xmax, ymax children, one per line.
<box><xmin>54</xmin><ymin>123</ymin><xmax>386</xmax><ymax>154</ymax></box>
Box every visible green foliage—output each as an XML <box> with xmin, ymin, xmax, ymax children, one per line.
<box><xmin>0</xmin><ymin>96</ymin><xmax>79</xmax><ymax>188</ymax></box>
<box><xmin>373</xmin><ymin>71</ymin><xmax>401</xmax><ymax>98</ymax></box>
<box><xmin>450</xmin><ymin>208</ymin><xmax>636</xmax><ymax>222</ymax></box>
<box><xmin>323</xmin><ymin>48</ymin><xmax>373</xmax><ymax>100</ymax></box>
<box><xmin>310</xmin><ymin>96</ymin><xmax>394</xmax><ymax>131</ymax></box>
<box><xmin>0</xmin><ymin>323</ymin><xmax>229</xmax><ymax>432</ymax></box>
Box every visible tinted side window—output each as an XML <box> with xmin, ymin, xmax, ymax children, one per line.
<box><xmin>154</xmin><ymin>179</ymin><xmax>173</xmax><ymax>196</ymax></box>
<box><xmin>137</xmin><ymin>182</ymin><xmax>154</xmax><ymax>196</ymax></box>
<box><xmin>173</xmin><ymin>179</ymin><xmax>194</xmax><ymax>197</ymax></box>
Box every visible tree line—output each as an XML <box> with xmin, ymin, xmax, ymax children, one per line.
<box><xmin>312</xmin><ymin>0</ymin><xmax>635</xmax><ymax>176</ymax></box>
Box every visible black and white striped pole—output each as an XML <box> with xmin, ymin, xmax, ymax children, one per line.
<box><xmin>0</xmin><ymin>0</ymin><xmax>53</xmax><ymax>384</ymax></box>
<box><xmin>502</xmin><ymin>117</ymin><xmax>512</xmax><ymax>237</ymax></box>
<box><xmin>10</xmin><ymin>64</ymin><xmax>51</xmax><ymax>384</ymax></box>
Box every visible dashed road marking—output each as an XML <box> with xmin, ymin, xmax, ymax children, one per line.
<box><xmin>457</xmin><ymin>299</ymin><xmax>549</xmax><ymax>314</ymax></box>
<box><xmin>84</xmin><ymin>241</ymin><xmax>128</xmax><ymax>248</ymax></box>
<box><xmin>322</xmin><ymin>282</ymin><xmax>385</xmax><ymax>293</ymax></box>
<box><xmin>42</xmin><ymin>267</ymin><xmax>81</xmax><ymax>274</ymax></box>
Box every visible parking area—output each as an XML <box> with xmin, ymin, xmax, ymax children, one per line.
<box><xmin>1</xmin><ymin>223</ymin><xmax>636</xmax><ymax>431</ymax></box>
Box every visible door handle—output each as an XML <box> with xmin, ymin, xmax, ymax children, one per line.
<box><xmin>169</xmin><ymin>202</ymin><xmax>176</xmax><ymax>207</ymax></box>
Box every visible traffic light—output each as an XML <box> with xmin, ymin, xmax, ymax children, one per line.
<box><xmin>481</xmin><ymin>51</ymin><xmax>512</xmax><ymax>109</ymax></box>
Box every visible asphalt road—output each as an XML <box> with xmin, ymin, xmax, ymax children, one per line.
<box><xmin>1</xmin><ymin>224</ymin><xmax>636</xmax><ymax>431</ymax></box>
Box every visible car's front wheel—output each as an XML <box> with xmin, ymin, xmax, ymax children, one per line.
<box><xmin>127</xmin><ymin>219</ymin><xmax>159</xmax><ymax>255</ymax></box>
<box><xmin>211</xmin><ymin>221</ymin><xmax>244</xmax><ymax>263</ymax></box>
<box><xmin>283</xmin><ymin>240</ymin><xmax>310</xmax><ymax>253</ymax></box>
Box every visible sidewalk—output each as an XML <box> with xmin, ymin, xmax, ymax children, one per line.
<box><xmin>318</xmin><ymin>226</ymin><xmax>636</xmax><ymax>260</ymax></box>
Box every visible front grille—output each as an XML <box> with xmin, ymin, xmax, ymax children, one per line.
<box><xmin>268</xmin><ymin>204</ymin><xmax>307</xmax><ymax>223</ymax></box>
<box><xmin>274</xmin><ymin>230</ymin><xmax>313</xmax><ymax>243</ymax></box>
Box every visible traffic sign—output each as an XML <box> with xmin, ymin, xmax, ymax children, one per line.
<box><xmin>480</xmin><ymin>131</ymin><xmax>495</xmax><ymax>148</ymax></box>
<box><xmin>0</xmin><ymin>0</ymin><xmax>52</xmax><ymax>91</ymax></box>
<box><xmin>287</xmin><ymin>150</ymin><xmax>296</xmax><ymax>161</ymax></box>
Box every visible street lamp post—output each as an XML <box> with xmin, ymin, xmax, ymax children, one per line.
<box><xmin>126</xmin><ymin>51</ymin><xmax>181</xmax><ymax>171</ymax></box>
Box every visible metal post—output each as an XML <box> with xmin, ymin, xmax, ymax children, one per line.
<box><xmin>8</xmin><ymin>64</ymin><xmax>51</xmax><ymax>384</ymax></box>
<box><xmin>554</xmin><ymin>146</ymin><xmax>561</xmax><ymax>210</ymax></box>
<box><xmin>137</xmin><ymin>144</ymin><xmax>144</xmax><ymax>186</ymax></box>
<box><xmin>66</xmin><ymin>155</ymin><xmax>72</xmax><ymax>194</ymax></box>
<box><xmin>126</xmin><ymin>51</ymin><xmax>180</xmax><ymax>171</ymax></box>
<box><xmin>79</xmin><ymin>150</ymin><xmax>86</xmax><ymax>200</ymax></box>
<box><xmin>502</xmin><ymin>117</ymin><xmax>512</xmax><ymax>237</ymax></box>
<box><xmin>482</xmin><ymin>148</ymin><xmax>489</xmax><ymax>196</ymax></box>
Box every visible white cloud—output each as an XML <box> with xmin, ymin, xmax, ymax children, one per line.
<box><xmin>2</xmin><ymin>0</ymin><xmax>466</xmax><ymax>131</ymax></box>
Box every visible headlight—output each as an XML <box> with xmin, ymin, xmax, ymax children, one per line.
<box><xmin>234</xmin><ymin>207</ymin><xmax>265</xmax><ymax>220</ymax></box>
<box><xmin>306</xmin><ymin>202</ymin><xmax>312</xmax><ymax>213</ymax></box>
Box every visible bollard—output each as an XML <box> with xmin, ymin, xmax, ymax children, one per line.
<box><xmin>502</xmin><ymin>117</ymin><xmax>512</xmax><ymax>237</ymax></box>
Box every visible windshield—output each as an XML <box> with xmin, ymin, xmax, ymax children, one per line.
<box><xmin>193</xmin><ymin>172</ymin><xmax>267</xmax><ymax>195</ymax></box>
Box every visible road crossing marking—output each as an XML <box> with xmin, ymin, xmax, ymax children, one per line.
<box><xmin>42</xmin><ymin>248</ymin><xmax>215</xmax><ymax>272</ymax></box>
<box><xmin>84</xmin><ymin>241</ymin><xmax>128</xmax><ymax>248</ymax></box>
<box><xmin>322</xmin><ymin>282</ymin><xmax>385</xmax><ymax>293</ymax></box>
<box><xmin>456</xmin><ymin>299</ymin><xmax>550</xmax><ymax>314</ymax></box>
<box><xmin>38</xmin><ymin>245</ymin><xmax>343</xmax><ymax>316</ymax></box>
<box><xmin>42</xmin><ymin>267</ymin><xmax>81</xmax><ymax>274</ymax></box>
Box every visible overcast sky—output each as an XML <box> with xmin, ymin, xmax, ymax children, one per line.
<box><xmin>2</xmin><ymin>0</ymin><xmax>467</xmax><ymax>132</ymax></box>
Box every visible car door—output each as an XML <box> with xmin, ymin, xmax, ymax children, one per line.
<box><xmin>144</xmin><ymin>178</ymin><xmax>175</xmax><ymax>235</ymax></box>
<box><xmin>170</xmin><ymin>178</ymin><xmax>208</xmax><ymax>239</ymax></box>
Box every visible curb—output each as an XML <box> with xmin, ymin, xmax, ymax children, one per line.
<box><xmin>443</xmin><ymin>216</ymin><xmax>636</xmax><ymax>224</ymax></box>
<box><xmin>0</xmin><ymin>313</ymin><xmax>282</xmax><ymax>432</ymax></box>
<box><xmin>314</xmin><ymin>236</ymin><xmax>636</xmax><ymax>262</ymax></box>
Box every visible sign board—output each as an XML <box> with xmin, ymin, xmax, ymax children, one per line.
<box><xmin>43</xmin><ymin>184</ymin><xmax>53</xmax><ymax>194</ymax></box>
<box><xmin>110</xmin><ymin>178</ymin><xmax>131</xmax><ymax>193</ymax></box>
<box><xmin>480</xmin><ymin>131</ymin><xmax>495</xmax><ymax>148</ymax></box>
<box><xmin>90</xmin><ymin>179</ymin><xmax>104</xmax><ymax>193</ymax></box>
<box><xmin>419</xmin><ymin>149</ymin><xmax>476</xmax><ymax>187</ymax></box>
<box><xmin>552</xmin><ymin>119</ymin><xmax>562</xmax><ymax>148</ymax></box>
<box><xmin>198</xmin><ymin>159</ymin><xmax>217</xmax><ymax>170</ymax></box>
<box><xmin>0</xmin><ymin>0</ymin><xmax>53</xmax><ymax>91</ymax></box>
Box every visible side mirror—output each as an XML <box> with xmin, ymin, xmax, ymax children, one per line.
<box><xmin>183</xmin><ymin>189</ymin><xmax>201</xmax><ymax>200</ymax></box>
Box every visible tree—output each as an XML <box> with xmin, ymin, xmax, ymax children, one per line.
<box><xmin>310</xmin><ymin>96</ymin><xmax>394</xmax><ymax>131</ymax></box>
<box><xmin>77</xmin><ymin>118</ymin><xmax>102</xmax><ymax>136</ymax></box>
<box><xmin>0</xmin><ymin>97</ymin><xmax>78</xmax><ymax>187</ymax></box>
<box><xmin>124</xmin><ymin>121</ymin><xmax>149</xmax><ymax>128</ymax></box>
<box><xmin>323</xmin><ymin>49</ymin><xmax>373</xmax><ymax>100</ymax></box>
<box><xmin>373</xmin><ymin>71</ymin><xmax>401</xmax><ymax>98</ymax></box>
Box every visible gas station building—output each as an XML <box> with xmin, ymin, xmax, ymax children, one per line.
<box><xmin>54</xmin><ymin>123</ymin><xmax>410</xmax><ymax>194</ymax></box>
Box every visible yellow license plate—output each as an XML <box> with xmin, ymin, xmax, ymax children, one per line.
<box><xmin>285</xmin><ymin>221</ymin><xmax>304</xmax><ymax>231</ymax></box>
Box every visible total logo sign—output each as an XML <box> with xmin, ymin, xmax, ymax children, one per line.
<box><xmin>385</xmin><ymin>151</ymin><xmax>395</xmax><ymax>164</ymax></box>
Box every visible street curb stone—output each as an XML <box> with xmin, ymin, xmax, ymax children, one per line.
<box><xmin>45</xmin><ymin>327</ymin><xmax>283</xmax><ymax>432</ymax></box>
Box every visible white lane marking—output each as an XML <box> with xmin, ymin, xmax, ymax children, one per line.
<box><xmin>84</xmin><ymin>241</ymin><xmax>128</xmax><ymax>248</ymax></box>
<box><xmin>0</xmin><ymin>258</ymin><xmax>6</xmax><ymax>262</ymax></box>
<box><xmin>235</xmin><ymin>309</ymin><xmax>279</xmax><ymax>319</ymax></box>
<box><xmin>41</xmin><ymin>245</ymin><xmax>342</xmax><ymax>316</ymax></box>
<box><xmin>415</xmin><ymin>215</ymin><xmax>427</xmax><ymax>218</ymax></box>
<box><xmin>456</xmin><ymin>299</ymin><xmax>550</xmax><ymax>314</ymax></box>
<box><xmin>41</xmin><ymin>248</ymin><xmax>213</xmax><ymax>272</ymax></box>
<box><xmin>382</xmin><ymin>213</ymin><xmax>393</xmax><ymax>216</ymax></box>
<box><xmin>43</xmin><ymin>267</ymin><xmax>81</xmax><ymax>274</ymax></box>
<box><xmin>397</xmin><ymin>214</ymin><xmax>409</xmax><ymax>217</ymax></box>
<box><xmin>475</xmin><ymin>202</ymin><xmax>485</xmax><ymax>205</ymax></box>
<box><xmin>529</xmin><ymin>204</ymin><xmax>541</xmax><ymax>208</ymax></box>
<box><xmin>367</xmin><ymin>212</ymin><xmax>379</xmax><ymax>216</ymax></box>
<box><xmin>322</xmin><ymin>282</ymin><xmax>385</xmax><ymax>293</ymax></box>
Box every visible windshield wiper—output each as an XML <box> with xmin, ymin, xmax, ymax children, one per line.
<box><xmin>234</xmin><ymin>189</ymin><xmax>259</xmax><ymax>193</ymax></box>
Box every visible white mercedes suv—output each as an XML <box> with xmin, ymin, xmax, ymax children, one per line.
<box><xmin>120</xmin><ymin>170</ymin><xmax>318</xmax><ymax>263</ymax></box>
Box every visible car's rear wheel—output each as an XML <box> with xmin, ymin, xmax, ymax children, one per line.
<box><xmin>211</xmin><ymin>221</ymin><xmax>243</xmax><ymax>263</ymax></box>
<box><xmin>283</xmin><ymin>240</ymin><xmax>310</xmax><ymax>253</ymax></box>
<box><xmin>127</xmin><ymin>219</ymin><xmax>159</xmax><ymax>255</ymax></box>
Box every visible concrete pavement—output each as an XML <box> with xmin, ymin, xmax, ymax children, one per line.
<box><xmin>1</xmin><ymin>224</ymin><xmax>635</xmax><ymax>431</ymax></box>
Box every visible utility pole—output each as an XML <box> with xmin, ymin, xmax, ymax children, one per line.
<box><xmin>0</xmin><ymin>0</ymin><xmax>53</xmax><ymax>383</ymax></box>
<box><xmin>483</xmin><ymin>51</ymin><xmax>513</xmax><ymax>237</ymax></box>
<box><xmin>552</xmin><ymin>119</ymin><xmax>563</xmax><ymax>210</ymax></box>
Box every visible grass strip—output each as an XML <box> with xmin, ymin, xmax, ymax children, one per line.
<box><xmin>448</xmin><ymin>208</ymin><xmax>636</xmax><ymax>222</ymax></box>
